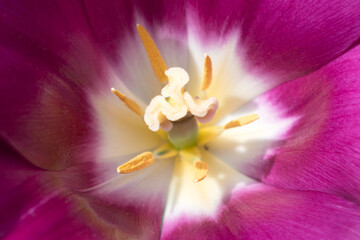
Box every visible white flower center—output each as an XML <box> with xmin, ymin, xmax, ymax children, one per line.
<box><xmin>110</xmin><ymin>25</ymin><xmax>259</xmax><ymax>183</ymax></box>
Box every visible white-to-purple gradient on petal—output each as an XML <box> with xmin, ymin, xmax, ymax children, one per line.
<box><xmin>260</xmin><ymin>44</ymin><xmax>360</xmax><ymax>203</ymax></box>
<box><xmin>161</xmin><ymin>184</ymin><xmax>360</xmax><ymax>240</ymax></box>
<box><xmin>161</xmin><ymin>40</ymin><xmax>360</xmax><ymax>240</ymax></box>
<box><xmin>1</xmin><ymin>0</ymin><xmax>360</xmax><ymax>239</ymax></box>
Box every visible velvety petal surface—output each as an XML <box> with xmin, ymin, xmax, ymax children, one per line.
<box><xmin>161</xmin><ymin>184</ymin><xmax>360</xmax><ymax>240</ymax></box>
<box><xmin>0</xmin><ymin>142</ymin><xmax>119</xmax><ymax>239</ymax></box>
<box><xmin>0</xmin><ymin>140</ymin><xmax>173</xmax><ymax>240</ymax></box>
<box><xmin>259</xmin><ymin>44</ymin><xmax>360</xmax><ymax>203</ymax></box>
<box><xmin>0</xmin><ymin>1</ymin><xmax>109</xmax><ymax>170</ymax></box>
<box><xmin>85</xmin><ymin>0</ymin><xmax>360</xmax><ymax>84</ymax></box>
<box><xmin>211</xmin><ymin>43</ymin><xmax>360</xmax><ymax>203</ymax></box>
<box><xmin>188</xmin><ymin>0</ymin><xmax>360</xmax><ymax>82</ymax></box>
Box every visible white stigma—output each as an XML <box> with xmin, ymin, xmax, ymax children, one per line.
<box><xmin>144</xmin><ymin>67</ymin><xmax>218</xmax><ymax>132</ymax></box>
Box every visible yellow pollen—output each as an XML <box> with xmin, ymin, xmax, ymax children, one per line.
<box><xmin>117</xmin><ymin>152</ymin><xmax>154</xmax><ymax>174</ymax></box>
<box><xmin>224</xmin><ymin>114</ymin><xmax>260</xmax><ymax>129</ymax></box>
<box><xmin>111</xmin><ymin>88</ymin><xmax>143</xmax><ymax>117</ymax></box>
<box><xmin>193</xmin><ymin>160</ymin><xmax>208</xmax><ymax>183</ymax></box>
<box><xmin>201</xmin><ymin>55</ymin><xmax>212</xmax><ymax>91</ymax></box>
<box><xmin>179</xmin><ymin>147</ymin><xmax>209</xmax><ymax>183</ymax></box>
<box><xmin>137</xmin><ymin>24</ymin><xmax>168</xmax><ymax>83</ymax></box>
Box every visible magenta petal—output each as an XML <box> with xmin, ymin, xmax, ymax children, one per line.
<box><xmin>190</xmin><ymin>0</ymin><xmax>360</xmax><ymax>82</ymax></box>
<box><xmin>0</xmin><ymin>44</ymin><xmax>97</xmax><ymax>170</ymax></box>
<box><xmin>63</xmin><ymin>153</ymin><xmax>174</xmax><ymax>240</ymax></box>
<box><xmin>83</xmin><ymin>0</ymin><xmax>187</xmax><ymax>64</ymax></box>
<box><xmin>0</xmin><ymin>0</ymin><xmax>112</xmax><ymax>169</ymax></box>
<box><xmin>0</xmin><ymin>143</ymin><xmax>111</xmax><ymax>239</ymax></box>
<box><xmin>259</xmin><ymin>44</ymin><xmax>360</xmax><ymax>202</ymax></box>
<box><xmin>161</xmin><ymin>184</ymin><xmax>360</xmax><ymax>240</ymax></box>
<box><xmin>0</xmin><ymin>142</ymin><xmax>172</xmax><ymax>239</ymax></box>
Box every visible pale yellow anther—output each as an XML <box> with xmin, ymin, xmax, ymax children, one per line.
<box><xmin>201</xmin><ymin>55</ymin><xmax>212</xmax><ymax>91</ymax></box>
<box><xmin>111</xmin><ymin>88</ymin><xmax>143</xmax><ymax>117</ymax></box>
<box><xmin>117</xmin><ymin>152</ymin><xmax>154</xmax><ymax>174</ymax></box>
<box><xmin>137</xmin><ymin>24</ymin><xmax>168</xmax><ymax>83</ymax></box>
<box><xmin>193</xmin><ymin>160</ymin><xmax>208</xmax><ymax>183</ymax></box>
<box><xmin>178</xmin><ymin>147</ymin><xmax>208</xmax><ymax>183</ymax></box>
<box><xmin>224</xmin><ymin>114</ymin><xmax>260</xmax><ymax>129</ymax></box>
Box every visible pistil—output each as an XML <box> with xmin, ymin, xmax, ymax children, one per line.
<box><xmin>167</xmin><ymin>114</ymin><xmax>199</xmax><ymax>149</ymax></box>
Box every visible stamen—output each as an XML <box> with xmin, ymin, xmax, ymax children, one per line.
<box><xmin>137</xmin><ymin>24</ymin><xmax>168</xmax><ymax>83</ymax></box>
<box><xmin>193</xmin><ymin>160</ymin><xmax>208</xmax><ymax>183</ymax></box>
<box><xmin>117</xmin><ymin>152</ymin><xmax>154</xmax><ymax>174</ymax></box>
<box><xmin>111</xmin><ymin>88</ymin><xmax>143</xmax><ymax>117</ymax></box>
<box><xmin>179</xmin><ymin>146</ymin><xmax>208</xmax><ymax>183</ymax></box>
<box><xmin>224</xmin><ymin>114</ymin><xmax>259</xmax><ymax>129</ymax></box>
<box><xmin>201</xmin><ymin>55</ymin><xmax>212</xmax><ymax>91</ymax></box>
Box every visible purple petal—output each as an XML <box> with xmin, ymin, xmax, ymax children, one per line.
<box><xmin>209</xmin><ymin>43</ymin><xmax>360</xmax><ymax>203</ymax></box>
<box><xmin>0</xmin><ymin>45</ymin><xmax>96</xmax><ymax>170</ymax></box>
<box><xmin>63</xmin><ymin>152</ymin><xmax>174</xmax><ymax>240</ymax></box>
<box><xmin>81</xmin><ymin>0</ymin><xmax>360</xmax><ymax>92</ymax></box>
<box><xmin>0</xmin><ymin>142</ymin><xmax>173</xmax><ymax>239</ymax></box>
<box><xmin>259</xmin><ymin>44</ymin><xmax>360</xmax><ymax>202</ymax></box>
<box><xmin>0</xmin><ymin>1</ymin><xmax>113</xmax><ymax>170</ymax></box>
<box><xmin>0</xmin><ymin>142</ymin><xmax>109</xmax><ymax>239</ymax></box>
<box><xmin>83</xmin><ymin>0</ymin><xmax>187</xmax><ymax>65</ymax></box>
<box><xmin>161</xmin><ymin>184</ymin><xmax>360</xmax><ymax>240</ymax></box>
<box><xmin>189</xmin><ymin>0</ymin><xmax>360</xmax><ymax>82</ymax></box>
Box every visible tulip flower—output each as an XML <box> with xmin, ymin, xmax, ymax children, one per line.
<box><xmin>1</xmin><ymin>1</ymin><xmax>360</xmax><ymax>239</ymax></box>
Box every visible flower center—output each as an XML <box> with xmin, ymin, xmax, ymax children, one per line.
<box><xmin>111</xmin><ymin>25</ymin><xmax>259</xmax><ymax>183</ymax></box>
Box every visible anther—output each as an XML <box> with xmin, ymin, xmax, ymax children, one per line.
<box><xmin>193</xmin><ymin>160</ymin><xmax>208</xmax><ymax>183</ymax></box>
<box><xmin>224</xmin><ymin>114</ymin><xmax>259</xmax><ymax>129</ymax></box>
<box><xmin>117</xmin><ymin>152</ymin><xmax>154</xmax><ymax>174</ymax></box>
<box><xmin>201</xmin><ymin>55</ymin><xmax>212</xmax><ymax>91</ymax></box>
<box><xmin>137</xmin><ymin>24</ymin><xmax>168</xmax><ymax>83</ymax></box>
<box><xmin>111</xmin><ymin>88</ymin><xmax>143</xmax><ymax>117</ymax></box>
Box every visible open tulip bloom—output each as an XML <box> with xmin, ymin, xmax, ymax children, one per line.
<box><xmin>2</xmin><ymin>1</ymin><xmax>360</xmax><ymax>239</ymax></box>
